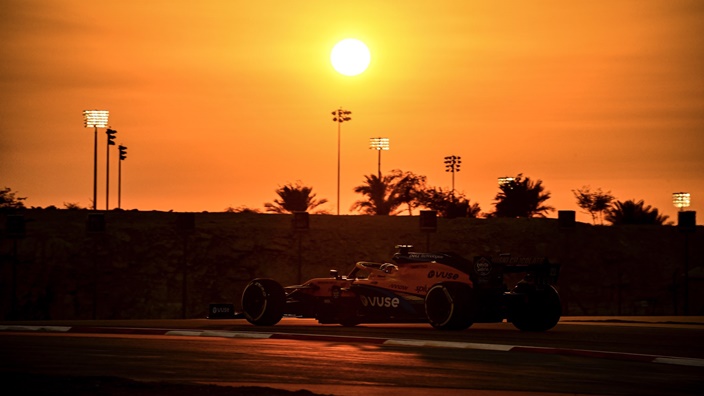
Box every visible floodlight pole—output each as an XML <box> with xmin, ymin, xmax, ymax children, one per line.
<box><xmin>106</xmin><ymin>136</ymin><xmax>110</xmax><ymax>210</ymax></box>
<box><xmin>332</xmin><ymin>107</ymin><xmax>352</xmax><ymax>215</ymax></box>
<box><xmin>444</xmin><ymin>155</ymin><xmax>461</xmax><ymax>201</ymax></box>
<box><xmin>337</xmin><ymin>121</ymin><xmax>342</xmax><ymax>216</ymax></box>
<box><xmin>118</xmin><ymin>153</ymin><xmax>122</xmax><ymax>209</ymax></box>
<box><xmin>83</xmin><ymin>110</ymin><xmax>109</xmax><ymax>210</ymax></box>
<box><xmin>377</xmin><ymin>149</ymin><xmax>381</xmax><ymax>178</ymax></box>
<box><xmin>93</xmin><ymin>126</ymin><xmax>98</xmax><ymax>210</ymax></box>
<box><xmin>370</xmin><ymin>137</ymin><xmax>389</xmax><ymax>178</ymax></box>
<box><xmin>118</xmin><ymin>145</ymin><xmax>127</xmax><ymax>209</ymax></box>
<box><xmin>105</xmin><ymin>129</ymin><xmax>117</xmax><ymax>210</ymax></box>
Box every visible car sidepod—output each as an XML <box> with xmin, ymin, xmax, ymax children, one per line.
<box><xmin>348</xmin><ymin>285</ymin><xmax>423</xmax><ymax>323</ymax></box>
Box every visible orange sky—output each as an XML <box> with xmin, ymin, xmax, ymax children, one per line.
<box><xmin>2</xmin><ymin>0</ymin><xmax>703</xmax><ymax>223</ymax></box>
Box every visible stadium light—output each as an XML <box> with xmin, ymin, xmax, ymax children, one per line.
<box><xmin>83</xmin><ymin>110</ymin><xmax>109</xmax><ymax>210</ymax></box>
<box><xmin>369</xmin><ymin>137</ymin><xmax>389</xmax><ymax>178</ymax></box>
<box><xmin>673</xmin><ymin>192</ymin><xmax>691</xmax><ymax>211</ymax></box>
<box><xmin>444</xmin><ymin>155</ymin><xmax>461</xmax><ymax>199</ymax></box>
<box><xmin>498</xmin><ymin>176</ymin><xmax>515</xmax><ymax>187</ymax></box>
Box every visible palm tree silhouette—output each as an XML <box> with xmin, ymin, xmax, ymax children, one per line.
<box><xmin>264</xmin><ymin>182</ymin><xmax>328</xmax><ymax>214</ymax></box>
<box><xmin>605</xmin><ymin>199</ymin><xmax>670</xmax><ymax>225</ymax></box>
<box><xmin>492</xmin><ymin>174</ymin><xmax>554</xmax><ymax>218</ymax></box>
<box><xmin>351</xmin><ymin>173</ymin><xmax>402</xmax><ymax>215</ymax></box>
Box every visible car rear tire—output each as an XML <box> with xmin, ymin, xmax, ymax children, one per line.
<box><xmin>241</xmin><ymin>278</ymin><xmax>285</xmax><ymax>326</ymax></box>
<box><xmin>511</xmin><ymin>284</ymin><xmax>561</xmax><ymax>332</ymax></box>
<box><xmin>424</xmin><ymin>282</ymin><xmax>475</xmax><ymax>330</ymax></box>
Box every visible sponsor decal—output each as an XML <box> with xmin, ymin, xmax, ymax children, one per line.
<box><xmin>474</xmin><ymin>257</ymin><xmax>492</xmax><ymax>276</ymax></box>
<box><xmin>208</xmin><ymin>303</ymin><xmax>235</xmax><ymax>319</ymax></box>
<box><xmin>390</xmin><ymin>284</ymin><xmax>408</xmax><ymax>291</ymax></box>
<box><xmin>360</xmin><ymin>295</ymin><xmax>400</xmax><ymax>308</ymax></box>
<box><xmin>427</xmin><ymin>270</ymin><xmax>460</xmax><ymax>280</ymax></box>
<box><xmin>409</xmin><ymin>253</ymin><xmax>445</xmax><ymax>260</ymax></box>
<box><xmin>493</xmin><ymin>256</ymin><xmax>547</xmax><ymax>265</ymax></box>
<box><xmin>415</xmin><ymin>285</ymin><xmax>428</xmax><ymax>294</ymax></box>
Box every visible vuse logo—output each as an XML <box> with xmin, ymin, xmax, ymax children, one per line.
<box><xmin>360</xmin><ymin>295</ymin><xmax>400</xmax><ymax>308</ymax></box>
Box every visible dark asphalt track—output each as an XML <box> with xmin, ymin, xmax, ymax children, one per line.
<box><xmin>1</xmin><ymin>316</ymin><xmax>703</xmax><ymax>395</ymax></box>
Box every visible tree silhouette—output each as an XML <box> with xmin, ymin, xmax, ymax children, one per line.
<box><xmin>264</xmin><ymin>182</ymin><xmax>328</xmax><ymax>214</ymax></box>
<box><xmin>491</xmin><ymin>174</ymin><xmax>554</xmax><ymax>218</ymax></box>
<box><xmin>0</xmin><ymin>187</ymin><xmax>26</xmax><ymax>212</ymax></box>
<box><xmin>605</xmin><ymin>199</ymin><xmax>670</xmax><ymax>225</ymax></box>
<box><xmin>572</xmin><ymin>186</ymin><xmax>614</xmax><ymax>225</ymax></box>
<box><xmin>351</xmin><ymin>173</ymin><xmax>403</xmax><ymax>215</ymax></box>
<box><xmin>419</xmin><ymin>187</ymin><xmax>481</xmax><ymax>218</ymax></box>
<box><xmin>63</xmin><ymin>202</ymin><xmax>84</xmax><ymax>210</ymax></box>
<box><xmin>225</xmin><ymin>205</ymin><xmax>261</xmax><ymax>214</ymax></box>
<box><xmin>391</xmin><ymin>169</ymin><xmax>427</xmax><ymax>215</ymax></box>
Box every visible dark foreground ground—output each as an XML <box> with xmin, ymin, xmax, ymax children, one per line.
<box><xmin>5</xmin><ymin>316</ymin><xmax>701</xmax><ymax>395</ymax></box>
<box><xmin>3</xmin><ymin>372</ymin><xmax>329</xmax><ymax>396</ymax></box>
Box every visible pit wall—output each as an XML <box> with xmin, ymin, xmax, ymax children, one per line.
<box><xmin>1</xmin><ymin>210</ymin><xmax>701</xmax><ymax>319</ymax></box>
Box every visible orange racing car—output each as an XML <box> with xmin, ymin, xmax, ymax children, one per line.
<box><xmin>241</xmin><ymin>245</ymin><xmax>561</xmax><ymax>331</ymax></box>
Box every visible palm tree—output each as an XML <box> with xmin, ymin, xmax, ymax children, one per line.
<box><xmin>605</xmin><ymin>199</ymin><xmax>670</xmax><ymax>225</ymax></box>
<box><xmin>391</xmin><ymin>170</ymin><xmax>427</xmax><ymax>215</ymax></box>
<box><xmin>264</xmin><ymin>182</ymin><xmax>328</xmax><ymax>214</ymax></box>
<box><xmin>351</xmin><ymin>173</ymin><xmax>403</xmax><ymax>215</ymax></box>
<box><xmin>492</xmin><ymin>174</ymin><xmax>554</xmax><ymax>218</ymax></box>
<box><xmin>418</xmin><ymin>187</ymin><xmax>481</xmax><ymax>218</ymax></box>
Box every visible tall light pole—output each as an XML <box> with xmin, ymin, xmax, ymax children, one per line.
<box><xmin>444</xmin><ymin>155</ymin><xmax>461</xmax><ymax>200</ymax></box>
<box><xmin>369</xmin><ymin>137</ymin><xmax>389</xmax><ymax>178</ymax></box>
<box><xmin>332</xmin><ymin>107</ymin><xmax>352</xmax><ymax>215</ymax></box>
<box><xmin>83</xmin><ymin>110</ymin><xmax>109</xmax><ymax>210</ymax></box>
<box><xmin>118</xmin><ymin>145</ymin><xmax>127</xmax><ymax>209</ymax></box>
<box><xmin>106</xmin><ymin>128</ymin><xmax>117</xmax><ymax>210</ymax></box>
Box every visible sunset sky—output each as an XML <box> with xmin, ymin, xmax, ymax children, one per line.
<box><xmin>2</xmin><ymin>0</ymin><xmax>703</xmax><ymax>223</ymax></box>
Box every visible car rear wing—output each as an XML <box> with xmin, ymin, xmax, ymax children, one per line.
<box><xmin>390</xmin><ymin>245</ymin><xmax>560</xmax><ymax>285</ymax></box>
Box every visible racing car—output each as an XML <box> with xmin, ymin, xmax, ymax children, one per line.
<box><xmin>241</xmin><ymin>245</ymin><xmax>562</xmax><ymax>331</ymax></box>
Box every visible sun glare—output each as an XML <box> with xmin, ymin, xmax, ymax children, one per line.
<box><xmin>330</xmin><ymin>39</ymin><xmax>370</xmax><ymax>76</ymax></box>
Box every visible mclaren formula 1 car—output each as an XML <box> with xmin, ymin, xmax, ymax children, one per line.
<box><xmin>241</xmin><ymin>245</ymin><xmax>562</xmax><ymax>331</ymax></box>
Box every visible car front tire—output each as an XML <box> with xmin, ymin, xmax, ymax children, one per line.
<box><xmin>241</xmin><ymin>278</ymin><xmax>285</xmax><ymax>326</ymax></box>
